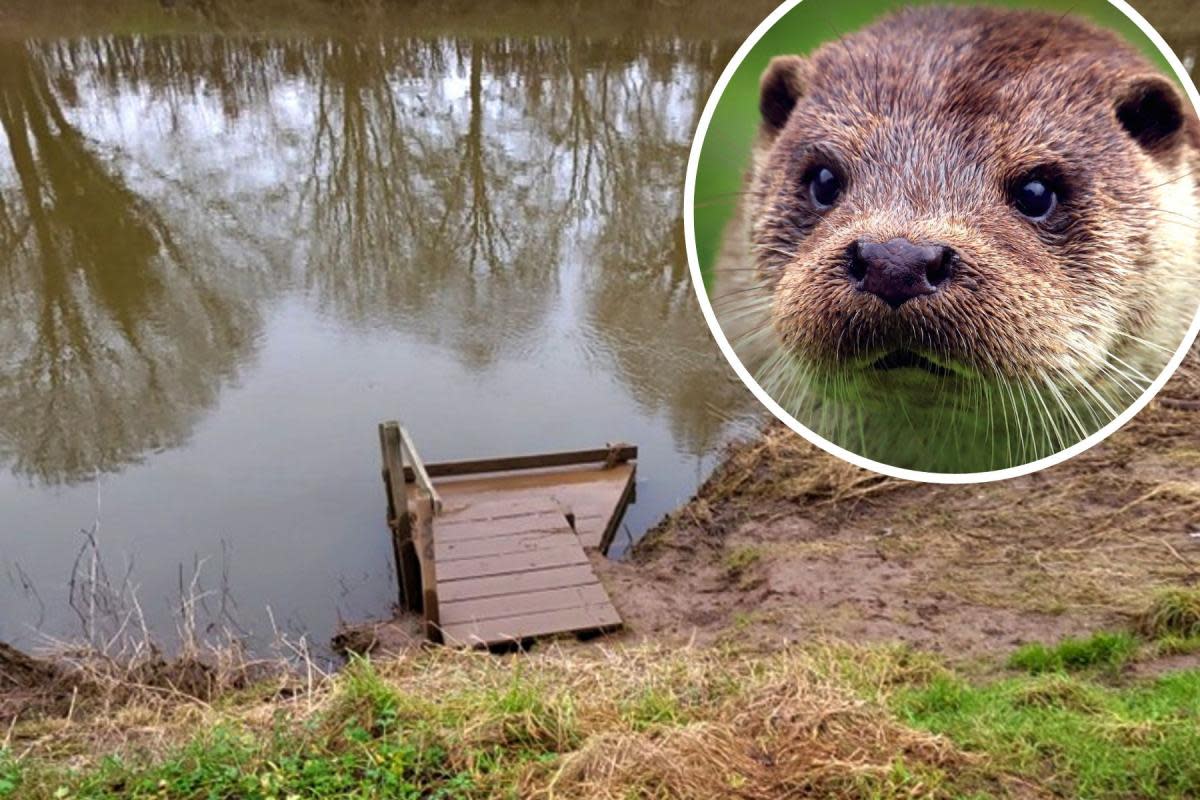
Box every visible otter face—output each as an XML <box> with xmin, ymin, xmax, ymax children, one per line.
<box><xmin>730</xmin><ymin>7</ymin><xmax>1200</xmax><ymax>470</ymax></box>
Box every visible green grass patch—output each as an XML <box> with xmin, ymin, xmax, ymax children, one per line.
<box><xmin>68</xmin><ymin>724</ymin><xmax>471</xmax><ymax>800</ymax></box>
<box><xmin>0</xmin><ymin>750</ymin><xmax>20</xmax><ymax>798</ymax></box>
<box><xmin>1008</xmin><ymin>631</ymin><xmax>1138</xmax><ymax>674</ymax></box>
<box><xmin>1151</xmin><ymin>634</ymin><xmax>1200</xmax><ymax>658</ymax></box>
<box><xmin>622</xmin><ymin>686</ymin><xmax>686</xmax><ymax>731</ymax></box>
<box><xmin>20</xmin><ymin>706</ymin><xmax>479</xmax><ymax>800</ymax></box>
<box><xmin>895</xmin><ymin>669</ymin><xmax>1200</xmax><ymax>799</ymax></box>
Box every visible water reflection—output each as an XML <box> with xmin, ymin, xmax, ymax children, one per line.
<box><xmin>0</xmin><ymin>35</ymin><xmax>739</xmax><ymax>482</ymax></box>
<box><xmin>0</xmin><ymin>30</ymin><xmax>750</xmax><ymax>649</ymax></box>
<box><xmin>2</xmin><ymin>4</ymin><xmax>1193</xmax><ymax>651</ymax></box>
<box><xmin>0</xmin><ymin>43</ymin><xmax>260</xmax><ymax>484</ymax></box>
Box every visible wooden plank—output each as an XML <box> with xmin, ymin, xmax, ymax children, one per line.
<box><xmin>436</xmin><ymin>464</ymin><xmax>634</xmax><ymax>496</ymax></box>
<box><xmin>438</xmin><ymin>564</ymin><xmax>598</xmax><ymax>602</ymax></box>
<box><xmin>435</xmin><ymin>513</ymin><xmax>569</xmax><ymax>543</ymax></box>
<box><xmin>598</xmin><ymin>463</ymin><xmax>637</xmax><ymax>553</ymax></box>
<box><xmin>436</xmin><ymin>530</ymin><xmax>580</xmax><ymax>562</ymax></box>
<box><xmin>436</xmin><ymin>545</ymin><xmax>588</xmax><ymax>582</ymax></box>
<box><xmin>573</xmin><ymin>517</ymin><xmax>607</xmax><ymax>551</ymax></box>
<box><xmin>441</xmin><ymin>604</ymin><xmax>622</xmax><ymax>646</ymax></box>
<box><xmin>410</xmin><ymin>488</ymin><xmax>442</xmax><ymax>644</ymax></box>
<box><xmin>539</xmin><ymin>464</ymin><xmax>636</xmax><ymax>551</ymax></box>
<box><xmin>406</xmin><ymin>444</ymin><xmax>637</xmax><ymax>481</ymax></box>
<box><xmin>398</xmin><ymin>424</ymin><xmax>442</xmax><ymax>513</ymax></box>
<box><xmin>380</xmin><ymin>422</ymin><xmax>421</xmax><ymax>612</ymax></box>
<box><xmin>438</xmin><ymin>495</ymin><xmax>564</xmax><ymax>524</ymax></box>
<box><xmin>439</xmin><ymin>583</ymin><xmax>610</xmax><ymax>625</ymax></box>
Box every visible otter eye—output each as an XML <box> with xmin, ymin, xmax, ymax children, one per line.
<box><xmin>809</xmin><ymin>166</ymin><xmax>842</xmax><ymax>209</ymax></box>
<box><xmin>1012</xmin><ymin>177</ymin><xmax>1057</xmax><ymax>220</ymax></box>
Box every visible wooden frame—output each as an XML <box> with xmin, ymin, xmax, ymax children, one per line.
<box><xmin>597</xmin><ymin>464</ymin><xmax>638</xmax><ymax>553</ymax></box>
<box><xmin>403</xmin><ymin>444</ymin><xmax>637</xmax><ymax>482</ymax></box>
<box><xmin>379</xmin><ymin>421</ymin><xmax>441</xmax><ymax>642</ymax></box>
<box><xmin>379</xmin><ymin>423</ymin><xmax>419</xmax><ymax>611</ymax></box>
<box><xmin>380</xmin><ymin>424</ymin><xmax>633</xmax><ymax>647</ymax></box>
<box><xmin>398</xmin><ymin>424</ymin><xmax>442</xmax><ymax>512</ymax></box>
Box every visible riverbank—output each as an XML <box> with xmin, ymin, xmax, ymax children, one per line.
<box><xmin>348</xmin><ymin>351</ymin><xmax>1200</xmax><ymax>664</ymax></box>
<box><xmin>6</xmin><ymin>358</ymin><xmax>1200</xmax><ymax>798</ymax></box>
<box><xmin>599</xmin><ymin>351</ymin><xmax>1200</xmax><ymax>665</ymax></box>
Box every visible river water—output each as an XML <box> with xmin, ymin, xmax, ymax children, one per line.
<box><xmin>0</xmin><ymin>5</ymin><xmax>769</xmax><ymax>652</ymax></box>
<box><xmin>0</xmin><ymin>0</ymin><xmax>1195</xmax><ymax>654</ymax></box>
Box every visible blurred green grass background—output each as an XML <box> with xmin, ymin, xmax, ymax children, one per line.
<box><xmin>692</xmin><ymin>0</ymin><xmax>1177</xmax><ymax>287</ymax></box>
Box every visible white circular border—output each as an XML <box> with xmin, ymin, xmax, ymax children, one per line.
<box><xmin>685</xmin><ymin>0</ymin><xmax>1200</xmax><ymax>484</ymax></box>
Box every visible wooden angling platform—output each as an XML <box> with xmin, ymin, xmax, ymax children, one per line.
<box><xmin>378</xmin><ymin>422</ymin><xmax>635</xmax><ymax>648</ymax></box>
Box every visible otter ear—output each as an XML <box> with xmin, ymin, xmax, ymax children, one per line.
<box><xmin>1115</xmin><ymin>75</ymin><xmax>1187</xmax><ymax>153</ymax></box>
<box><xmin>760</xmin><ymin>55</ymin><xmax>808</xmax><ymax>133</ymax></box>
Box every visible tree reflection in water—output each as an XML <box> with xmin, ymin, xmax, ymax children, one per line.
<box><xmin>0</xmin><ymin>43</ymin><xmax>260</xmax><ymax>484</ymax></box>
<box><xmin>0</xmin><ymin>28</ymin><xmax>753</xmax><ymax>650</ymax></box>
<box><xmin>0</xmin><ymin>32</ymin><xmax>743</xmax><ymax>486</ymax></box>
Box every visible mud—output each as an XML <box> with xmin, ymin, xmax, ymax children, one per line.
<box><xmin>598</xmin><ymin>351</ymin><xmax>1200</xmax><ymax>663</ymax></box>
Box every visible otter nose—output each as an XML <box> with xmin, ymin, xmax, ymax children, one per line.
<box><xmin>848</xmin><ymin>238</ymin><xmax>953</xmax><ymax>308</ymax></box>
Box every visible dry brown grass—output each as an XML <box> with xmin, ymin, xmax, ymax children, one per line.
<box><xmin>7</xmin><ymin>642</ymin><xmax>979</xmax><ymax>799</ymax></box>
<box><xmin>539</xmin><ymin>675</ymin><xmax>961</xmax><ymax>799</ymax></box>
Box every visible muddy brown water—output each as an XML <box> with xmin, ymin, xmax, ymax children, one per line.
<box><xmin>0</xmin><ymin>0</ymin><xmax>1196</xmax><ymax>655</ymax></box>
<box><xmin>0</xmin><ymin>3</ymin><xmax>770</xmax><ymax>653</ymax></box>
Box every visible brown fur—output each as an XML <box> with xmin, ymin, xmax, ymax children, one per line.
<box><xmin>715</xmin><ymin>6</ymin><xmax>1200</xmax><ymax>471</ymax></box>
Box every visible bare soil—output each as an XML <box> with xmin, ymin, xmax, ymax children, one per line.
<box><xmin>0</xmin><ymin>643</ymin><xmax>59</xmax><ymax>721</ymax></box>
<box><xmin>597</xmin><ymin>351</ymin><xmax>1200</xmax><ymax>662</ymax></box>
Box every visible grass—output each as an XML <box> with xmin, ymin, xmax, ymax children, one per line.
<box><xmin>4</xmin><ymin>639</ymin><xmax>1200</xmax><ymax>799</ymax></box>
<box><xmin>1139</xmin><ymin>588</ymin><xmax>1200</xmax><ymax>639</ymax></box>
<box><xmin>0</xmin><ymin>751</ymin><xmax>18</xmax><ymax>798</ymax></box>
<box><xmin>1008</xmin><ymin>631</ymin><xmax>1139</xmax><ymax>674</ymax></box>
<box><xmin>721</xmin><ymin>545</ymin><xmax>762</xmax><ymax>574</ymax></box>
<box><xmin>1151</xmin><ymin>634</ymin><xmax>1200</xmax><ymax>658</ymax></box>
<box><xmin>894</xmin><ymin>670</ymin><xmax>1200</xmax><ymax>799</ymax></box>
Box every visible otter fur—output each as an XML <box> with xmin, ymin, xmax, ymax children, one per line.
<box><xmin>713</xmin><ymin>5</ymin><xmax>1200</xmax><ymax>472</ymax></box>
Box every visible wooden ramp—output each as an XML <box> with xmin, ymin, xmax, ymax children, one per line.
<box><xmin>379</xmin><ymin>422</ymin><xmax>635</xmax><ymax>648</ymax></box>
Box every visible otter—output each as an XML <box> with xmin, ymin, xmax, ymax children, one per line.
<box><xmin>712</xmin><ymin>5</ymin><xmax>1200</xmax><ymax>473</ymax></box>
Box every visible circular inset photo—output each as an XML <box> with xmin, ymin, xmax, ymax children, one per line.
<box><xmin>687</xmin><ymin>0</ymin><xmax>1200</xmax><ymax>479</ymax></box>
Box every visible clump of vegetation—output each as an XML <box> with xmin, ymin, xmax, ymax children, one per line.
<box><xmin>1138</xmin><ymin>588</ymin><xmax>1200</xmax><ymax>639</ymax></box>
<box><xmin>1150</xmin><ymin>634</ymin><xmax>1200</xmax><ymax>658</ymax></box>
<box><xmin>4</xmin><ymin>641</ymin><xmax>1200</xmax><ymax>799</ymax></box>
<box><xmin>1008</xmin><ymin>631</ymin><xmax>1139</xmax><ymax>674</ymax></box>
<box><xmin>722</xmin><ymin>545</ymin><xmax>762</xmax><ymax>574</ymax></box>
<box><xmin>0</xmin><ymin>751</ymin><xmax>20</xmax><ymax>799</ymax></box>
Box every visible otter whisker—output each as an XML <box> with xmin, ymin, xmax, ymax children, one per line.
<box><xmin>1063</xmin><ymin>364</ymin><xmax>1119</xmax><ymax>422</ymax></box>
<box><xmin>1120</xmin><ymin>207</ymin><xmax>1200</xmax><ymax>233</ymax></box>
<box><xmin>712</xmin><ymin>298</ymin><xmax>774</xmax><ymax>320</ymax></box>
<box><xmin>986</xmin><ymin>368</ymin><xmax>1015</xmax><ymax>468</ymax></box>
<box><xmin>1146</xmin><ymin>166</ymin><xmax>1200</xmax><ymax>192</ymax></box>
<box><xmin>713</xmin><ymin>298</ymin><xmax>772</xmax><ymax>317</ymax></box>
<box><xmin>1101</xmin><ymin>350</ymin><xmax>1156</xmax><ymax>387</ymax></box>
<box><xmin>1073</xmin><ymin>320</ymin><xmax>1176</xmax><ymax>356</ymax></box>
<box><xmin>1088</xmin><ymin>363</ymin><xmax>1147</xmax><ymax>402</ymax></box>
<box><xmin>1041</xmin><ymin>375</ymin><xmax>1091</xmax><ymax>442</ymax></box>
<box><xmin>1021</xmin><ymin>377</ymin><xmax>1065</xmax><ymax>454</ymax></box>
